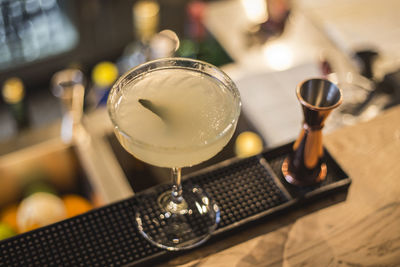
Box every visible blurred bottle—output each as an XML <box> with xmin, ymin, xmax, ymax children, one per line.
<box><xmin>117</xmin><ymin>0</ymin><xmax>160</xmax><ymax>74</ymax></box>
<box><xmin>89</xmin><ymin>61</ymin><xmax>118</xmax><ymax>108</ymax></box>
<box><xmin>176</xmin><ymin>0</ymin><xmax>232</xmax><ymax>67</ymax></box>
<box><xmin>1</xmin><ymin>77</ymin><xmax>30</xmax><ymax>131</ymax></box>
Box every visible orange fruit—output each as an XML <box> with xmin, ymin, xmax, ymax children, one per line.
<box><xmin>1</xmin><ymin>204</ymin><xmax>18</xmax><ymax>233</ymax></box>
<box><xmin>62</xmin><ymin>195</ymin><xmax>93</xmax><ymax>218</ymax></box>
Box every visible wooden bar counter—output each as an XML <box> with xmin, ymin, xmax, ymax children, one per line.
<box><xmin>160</xmin><ymin>106</ymin><xmax>400</xmax><ymax>266</ymax></box>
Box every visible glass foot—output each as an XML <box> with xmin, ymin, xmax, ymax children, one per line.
<box><xmin>135</xmin><ymin>186</ymin><xmax>220</xmax><ymax>251</ymax></box>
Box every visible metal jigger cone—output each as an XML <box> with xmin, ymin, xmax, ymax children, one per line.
<box><xmin>282</xmin><ymin>78</ymin><xmax>342</xmax><ymax>186</ymax></box>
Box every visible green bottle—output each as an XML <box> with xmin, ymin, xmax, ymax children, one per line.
<box><xmin>176</xmin><ymin>0</ymin><xmax>232</xmax><ymax>67</ymax></box>
<box><xmin>2</xmin><ymin>77</ymin><xmax>30</xmax><ymax>131</ymax></box>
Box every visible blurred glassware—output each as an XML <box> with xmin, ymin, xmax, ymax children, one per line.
<box><xmin>326</xmin><ymin>72</ymin><xmax>381</xmax><ymax>129</ymax></box>
<box><xmin>51</xmin><ymin>69</ymin><xmax>85</xmax><ymax>143</ymax></box>
<box><xmin>353</xmin><ymin>49</ymin><xmax>379</xmax><ymax>80</ymax></box>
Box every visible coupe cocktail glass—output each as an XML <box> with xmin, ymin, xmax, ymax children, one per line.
<box><xmin>107</xmin><ymin>58</ymin><xmax>241</xmax><ymax>250</ymax></box>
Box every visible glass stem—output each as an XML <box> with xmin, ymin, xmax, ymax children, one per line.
<box><xmin>171</xmin><ymin>167</ymin><xmax>183</xmax><ymax>204</ymax></box>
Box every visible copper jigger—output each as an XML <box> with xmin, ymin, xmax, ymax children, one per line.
<box><xmin>282</xmin><ymin>78</ymin><xmax>342</xmax><ymax>186</ymax></box>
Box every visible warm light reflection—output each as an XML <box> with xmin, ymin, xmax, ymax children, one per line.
<box><xmin>195</xmin><ymin>202</ymin><xmax>203</xmax><ymax>214</ymax></box>
<box><xmin>240</xmin><ymin>0</ymin><xmax>268</xmax><ymax>24</ymax></box>
<box><xmin>202</xmin><ymin>205</ymin><xmax>208</xmax><ymax>214</ymax></box>
<box><xmin>262</xmin><ymin>42</ymin><xmax>294</xmax><ymax>71</ymax></box>
<box><xmin>202</xmin><ymin>197</ymin><xmax>209</xmax><ymax>205</ymax></box>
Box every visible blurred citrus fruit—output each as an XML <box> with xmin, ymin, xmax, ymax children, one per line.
<box><xmin>0</xmin><ymin>222</ymin><xmax>16</xmax><ymax>240</ymax></box>
<box><xmin>17</xmin><ymin>192</ymin><xmax>66</xmax><ymax>233</ymax></box>
<box><xmin>1</xmin><ymin>204</ymin><xmax>18</xmax><ymax>232</ymax></box>
<box><xmin>63</xmin><ymin>194</ymin><xmax>93</xmax><ymax>218</ymax></box>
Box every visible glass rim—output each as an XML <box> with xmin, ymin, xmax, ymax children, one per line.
<box><xmin>107</xmin><ymin>57</ymin><xmax>241</xmax><ymax>152</ymax></box>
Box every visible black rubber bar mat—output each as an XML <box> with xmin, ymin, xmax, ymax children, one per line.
<box><xmin>0</xmin><ymin>142</ymin><xmax>351</xmax><ymax>266</ymax></box>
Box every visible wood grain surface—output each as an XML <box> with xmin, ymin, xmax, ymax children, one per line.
<box><xmin>158</xmin><ymin>106</ymin><xmax>400</xmax><ymax>267</ymax></box>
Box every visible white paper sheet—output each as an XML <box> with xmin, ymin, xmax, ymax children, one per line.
<box><xmin>234</xmin><ymin>62</ymin><xmax>321</xmax><ymax>147</ymax></box>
